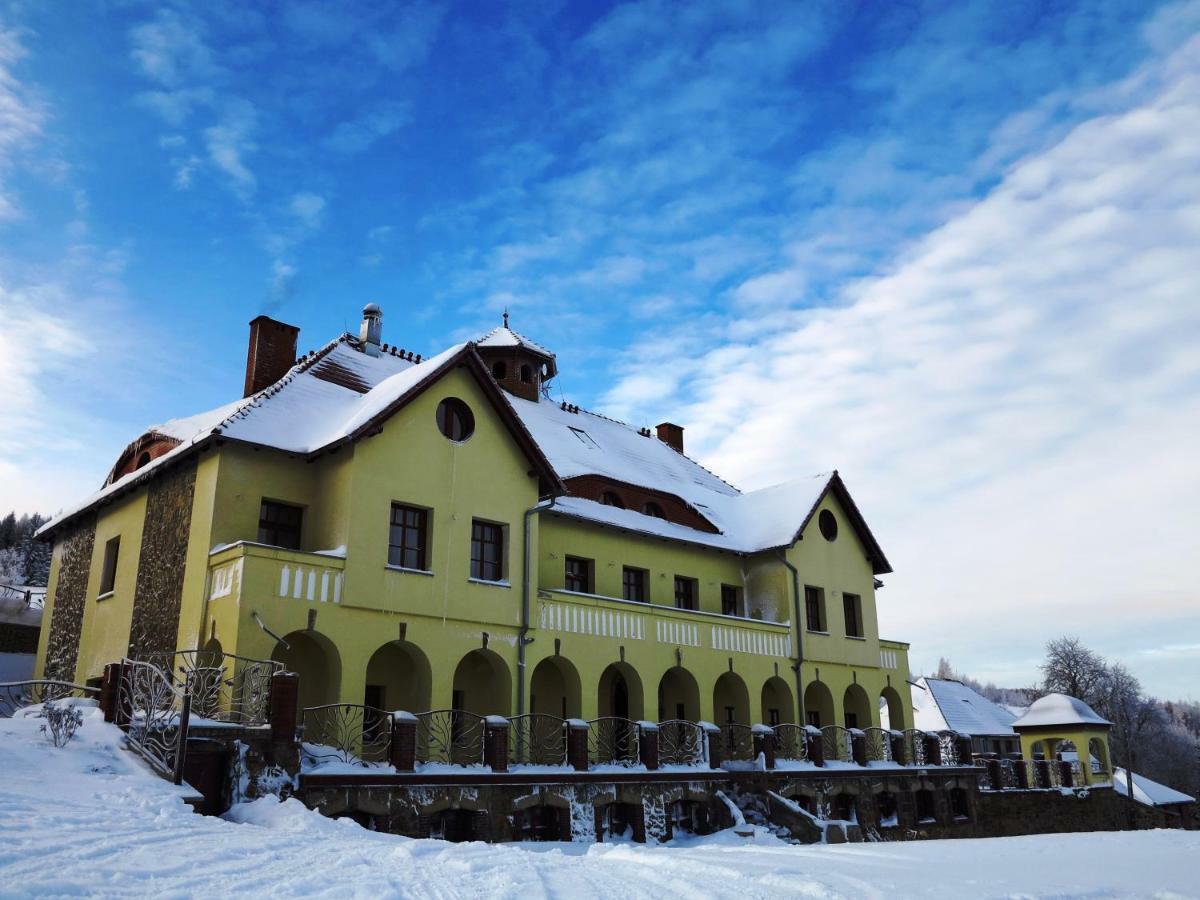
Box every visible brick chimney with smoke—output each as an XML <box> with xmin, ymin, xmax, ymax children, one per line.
<box><xmin>243</xmin><ymin>315</ymin><xmax>300</xmax><ymax>397</ymax></box>
<box><xmin>656</xmin><ymin>422</ymin><xmax>684</xmax><ymax>453</ymax></box>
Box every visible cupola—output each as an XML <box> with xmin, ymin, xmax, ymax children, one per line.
<box><xmin>475</xmin><ymin>311</ymin><xmax>557</xmax><ymax>402</ymax></box>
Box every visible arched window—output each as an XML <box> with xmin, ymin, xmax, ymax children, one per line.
<box><xmin>642</xmin><ymin>501</ymin><xmax>665</xmax><ymax>518</ymax></box>
<box><xmin>436</xmin><ymin>398</ymin><xmax>475</xmax><ymax>442</ymax></box>
<box><xmin>135</xmin><ymin>451</ymin><xmax>152</xmax><ymax>469</ymax></box>
<box><xmin>520</xmin><ymin>364</ymin><xmax>533</xmax><ymax>383</ymax></box>
<box><xmin>600</xmin><ymin>491</ymin><xmax>625</xmax><ymax>509</ymax></box>
<box><xmin>492</xmin><ymin>361</ymin><xmax>507</xmax><ymax>380</ymax></box>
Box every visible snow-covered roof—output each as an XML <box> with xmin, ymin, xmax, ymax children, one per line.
<box><xmin>40</xmin><ymin>324</ymin><xmax>890</xmax><ymax>568</ymax></box>
<box><xmin>1111</xmin><ymin>768</ymin><xmax>1196</xmax><ymax>806</ymax></box>
<box><xmin>476</xmin><ymin>325</ymin><xmax>554</xmax><ymax>359</ymax></box>
<box><xmin>1013</xmin><ymin>693</ymin><xmax>1112</xmax><ymax>729</ymax></box>
<box><xmin>911</xmin><ymin>678</ymin><xmax>1018</xmax><ymax>737</ymax></box>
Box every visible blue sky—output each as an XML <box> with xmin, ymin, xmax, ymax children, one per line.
<box><xmin>1</xmin><ymin>0</ymin><xmax>1198</xmax><ymax>698</ymax></box>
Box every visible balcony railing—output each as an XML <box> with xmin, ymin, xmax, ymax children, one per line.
<box><xmin>208</xmin><ymin>541</ymin><xmax>346</xmax><ymax>608</ymax></box>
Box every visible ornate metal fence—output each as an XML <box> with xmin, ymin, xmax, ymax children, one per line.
<box><xmin>773</xmin><ymin>723</ymin><xmax>809</xmax><ymax>762</ymax></box>
<box><xmin>508</xmin><ymin>714</ymin><xmax>566</xmax><ymax>766</ymax></box>
<box><xmin>721</xmin><ymin>723</ymin><xmax>755</xmax><ymax>761</ymax></box>
<box><xmin>0</xmin><ymin>680</ymin><xmax>99</xmax><ymax>718</ymax></box>
<box><xmin>657</xmin><ymin>719</ymin><xmax>705</xmax><ymax>766</ymax></box>
<box><xmin>902</xmin><ymin>729</ymin><xmax>927</xmax><ymax>766</ymax></box>
<box><xmin>821</xmin><ymin>725</ymin><xmax>851</xmax><ymax>763</ymax></box>
<box><xmin>938</xmin><ymin>731</ymin><xmax>960</xmax><ymax>766</ymax></box>
<box><xmin>141</xmin><ymin>650</ymin><xmax>282</xmax><ymax>725</ymax></box>
<box><xmin>587</xmin><ymin>717</ymin><xmax>639</xmax><ymax>766</ymax></box>
<box><xmin>118</xmin><ymin>659</ymin><xmax>190</xmax><ymax>784</ymax></box>
<box><xmin>301</xmin><ymin>703</ymin><xmax>391</xmax><ymax>765</ymax></box>
<box><xmin>863</xmin><ymin>727</ymin><xmax>892</xmax><ymax>763</ymax></box>
<box><xmin>416</xmin><ymin>709</ymin><xmax>485</xmax><ymax>766</ymax></box>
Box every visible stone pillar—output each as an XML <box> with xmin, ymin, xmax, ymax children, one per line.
<box><xmin>484</xmin><ymin>716</ymin><xmax>509</xmax><ymax>773</ymax></box>
<box><xmin>269</xmin><ymin>671</ymin><xmax>299</xmax><ymax>745</ymax></box>
<box><xmin>1014</xmin><ymin>760</ymin><xmax>1030</xmax><ymax>789</ymax></box>
<box><xmin>567</xmin><ymin>719</ymin><xmax>589</xmax><ymax>772</ymax></box>
<box><xmin>956</xmin><ymin>735</ymin><xmax>975</xmax><ymax>767</ymax></box>
<box><xmin>701</xmin><ymin>722</ymin><xmax>722</xmax><ymax>769</ymax></box>
<box><xmin>1035</xmin><ymin>759</ymin><xmax>1051</xmax><ymax>788</ymax></box>
<box><xmin>986</xmin><ymin>758</ymin><xmax>1002</xmax><ymax>790</ymax></box>
<box><xmin>637</xmin><ymin>721</ymin><xmax>660</xmax><ymax>771</ymax></box>
<box><xmin>851</xmin><ymin>731</ymin><xmax>867</xmax><ymax>767</ymax></box>
<box><xmin>890</xmin><ymin>731</ymin><xmax>906</xmax><ymax>765</ymax></box>
<box><xmin>1060</xmin><ymin>760</ymin><xmax>1074</xmax><ymax>788</ymax></box>
<box><xmin>807</xmin><ymin>727</ymin><xmax>825</xmax><ymax>767</ymax></box>
<box><xmin>389</xmin><ymin>712</ymin><xmax>416</xmax><ymax>772</ymax></box>
<box><xmin>100</xmin><ymin>662</ymin><xmax>119</xmax><ymax>723</ymax></box>
<box><xmin>753</xmin><ymin>725</ymin><xmax>776</xmax><ymax>770</ymax></box>
<box><xmin>923</xmin><ymin>732</ymin><xmax>942</xmax><ymax>766</ymax></box>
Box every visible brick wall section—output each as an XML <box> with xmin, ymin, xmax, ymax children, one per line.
<box><xmin>42</xmin><ymin>520</ymin><xmax>96</xmax><ymax>682</ymax></box>
<box><xmin>127</xmin><ymin>460</ymin><xmax>197</xmax><ymax>659</ymax></box>
<box><xmin>563</xmin><ymin>475</ymin><xmax>720</xmax><ymax>533</ymax></box>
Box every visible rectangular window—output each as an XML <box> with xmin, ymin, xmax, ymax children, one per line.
<box><xmin>674</xmin><ymin>575</ymin><xmax>697</xmax><ymax>611</ymax></box>
<box><xmin>623</xmin><ymin>567</ymin><xmax>648</xmax><ymax>603</ymax></box>
<box><xmin>388</xmin><ymin>503</ymin><xmax>428</xmax><ymax>570</ymax></box>
<box><xmin>98</xmin><ymin>536</ymin><xmax>120</xmax><ymax>596</ymax></box>
<box><xmin>470</xmin><ymin>520</ymin><xmax>504</xmax><ymax>581</ymax></box>
<box><xmin>258</xmin><ymin>499</ymin><xmax>303</xmax><ymax>550</ymax></box>
<box><xmin>843</xmin><ymin>592</ymin><xmax>863</xmax><ymax>637</ymax></box>
<box><xmin>768</xmin><ymin>708</ymin><xmax>781</xmax><ymax>727</ymax></box>
<box><xmin>721</xmin><ymin>584</ymin><xmax>742</xmax><ymax>617</ymax></box>
<box><xmin>806</xmin><ymin>710</ymin><xmax>822</xmax><ymax>728</ymax></box>
<box><xmin>564</xmin><ymin>556</ymin><xmax>593</xmax><ymax>593</ymax></box>
<box><xmin>804</xmin><ymin>585</ymin><xmax>826</xmax><ymax>632</ymax></box>
<box><xmin>845</xmin><ymin>711</ymin><xmax>859</xmax><ymax>729</ymax></box>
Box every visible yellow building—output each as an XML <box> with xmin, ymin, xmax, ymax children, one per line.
<box><xmin>35</xmin><ymin>305</ymin><xmax>912</xmax><ymax>735</ymax></box>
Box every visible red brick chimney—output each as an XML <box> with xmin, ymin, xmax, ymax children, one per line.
<box><xmin>244</xmin><ymin>315</ymin><xmax>300</xmax><ymax>397</ymax></box>
<box><xmin>656</xmin><ymin>422</ymin><xmax>684</xmax><ymax>453</ymax></box>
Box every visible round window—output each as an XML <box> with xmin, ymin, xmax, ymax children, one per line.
<box><xmin>436</xmin><ymin>397</ymin><xmax>475</xmax><ymax>442</ymax></box>
<box><xmin>818</xmin><ymin>509</ymin><xmax>838</xmax><ymax>541</ymax></box>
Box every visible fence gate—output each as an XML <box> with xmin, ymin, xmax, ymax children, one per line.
<box><xmin>118</xmin><ymin>659</ymin><xmax>191</xmax><ymax>784</ymax></box>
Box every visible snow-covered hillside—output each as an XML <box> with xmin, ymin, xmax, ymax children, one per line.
<box><xmin>0</xmin><ymin>710</ymin><xmax>1195</xmax><ymax>899</ymax></box>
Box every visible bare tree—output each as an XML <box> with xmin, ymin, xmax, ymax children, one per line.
<box><xmin>1037</xmin><ymin>637</ymin><xmax>1109</xmax><ymax>707</ymax></box>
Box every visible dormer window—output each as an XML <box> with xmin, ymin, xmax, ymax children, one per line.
<box><xmin>520</xmin><ymin>364</ymin><xmax>532</xmax><ymax>383</ymax></box>
<box><xmin>492</xmin><ymin>361</ymin><xmax>507</xmax><ymax>380</ymax></box>
<box><xmin>600</xmin><ymin>491</ymin><xmax>625</xmax><ymax>509</ymax></box>
<box><xmin>642</xmin><ymin>501</ymin><xmax>665</xmax><ymax>518</ymax></box>
<box><xmin>135</xmin><ymin>451</ymin><xmax>152</xmax><ymax>470</ymax></box>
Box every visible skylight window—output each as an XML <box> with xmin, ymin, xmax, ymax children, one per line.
<box><xmin>568</xmin><ymin>426</ymin><xmax>599</xmax><ymax>449</ymax></box>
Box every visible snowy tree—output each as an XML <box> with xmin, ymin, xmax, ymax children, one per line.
<box><xmin>1036</xmin><ymin>636</ymin><xmax>1109</xmax><ymax>708</ymax></box>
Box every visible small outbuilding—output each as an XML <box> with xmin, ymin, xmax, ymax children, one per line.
<box><xmin>1012</xmin><ymin>693</ymin><xmax>1112</xmax><ymax>786</ymax></box>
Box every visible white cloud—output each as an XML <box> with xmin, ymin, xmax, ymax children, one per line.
<box><xmin>604</xmin><ymin>35</ymin><xmax>1200</xmax><ymax>698</ymax></box>
<box><xmin>203</xmin><ymin>100</ymin><xmax>256</xmax><ymax>194</ymax></box>
<box><xmin>129</xmin><ymin>10</ymin><xmax>214</xmax><ymax>87</ymax></box>
<box><xmin>0</xmin><ymin>27</ymin><xmax>46</xmax><ymax>219</ymax></box>
<box><xmin>288</xmin><ymin>191</ymin><xmax>325</xmax><ymax>228</ymax></box>
<box><xmin>324</xmin><ymin>102</ymin><xmax>411</xmax><ymax>155</ymax></box>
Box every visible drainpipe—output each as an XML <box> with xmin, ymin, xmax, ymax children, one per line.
<box><xmin>776</xmin><ymin>550</ymin><xmax>807</xmax><ymax>726</ymax></box>
<box><xmin>517</xmin><ymin>496</ymin><xmax>556</xmax><ymax>718</ymax></box>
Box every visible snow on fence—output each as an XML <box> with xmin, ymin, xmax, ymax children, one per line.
<box><xmin>722</xmin><ymin>723</ymin><xmax>755</xmax><ymax>761</ymax></box>
<box><xmin>773</xmin><ymin>723</ymin><xmax>809</xmax><ymax>762</ymax></box>
<box><xmin>587</xmin><ymin>717</ymin><xmax>639</xmax><ymax>766</ymax></box>
<box><xmin>301</xmin><ymin>703</ymin><xmax>391</xmax><ymax>765</ymax></box>
<box><xmin>657</xmin><ymin>719</ymin><xmax>706</xmax><ymax>765</ymax></box>
<box><xmin>118</xmin><ymin>659</ymin><xmax>190</xmax><ymax>785</ymax></box>
<box><xmin>0</xmin><ymin>680</ymin><xmax>99</xmax><ymax>719</ymax></box>
<box><xmin>138</xmin><ymin>650</ymin><xmax>282</xmax><ymax>726</ymax></box>
<box><xmin>508</xmin><ymin>713</ymin><xmax>567</xmax><ymax>766</ymax></box>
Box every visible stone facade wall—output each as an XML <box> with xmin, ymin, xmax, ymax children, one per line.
<box><xmin>978</xmin><ymin>787</ymin><xmax>1195</xmax><ymax>836</ymax></box>
<box><xmin>127</xmin><ymin>461</ymin><xmax>197</xmax><ymax>659</ymax></box>
<box><xmin>42</xmin><ymin>521</ymin><xmax>96</xmax><ymax>682</ymax></box>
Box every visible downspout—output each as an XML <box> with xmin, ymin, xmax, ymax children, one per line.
<box><xmin>776</xmin><ymin>550</ymin><xmax>807</xmax><ymax>726</ymax></box>
<box><xmin>517</xmin><ymin>496</ymin><xmax>556</xmax><ymax>718</ymax></box>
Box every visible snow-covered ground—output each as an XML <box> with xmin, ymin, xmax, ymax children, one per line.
<box><xmin>1</xmin><ymin>710</ymin><xmax>1196</xmax><ymax>899</ymax></box>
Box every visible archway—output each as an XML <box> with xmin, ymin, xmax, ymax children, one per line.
<box><xmin>364</xmin><ymin>640</ymin><xmax>432</xmax><ymax>714</ymax></box>
<box><xmin>803</xmin><ymin>681</ymin><xmax>835</xmax><ymax>729</ymax></box>
<box><xmin>452</xmin><ymin>648</ymin><xmax>511</xmax><ymax>716</ymax></box>
<box><xmin>760</xmin><ymin>676</ymin><xmax>794</xmax><ymax>726</ymax></box>
<box><xmin>713</xmin><ymin>671</ymin><xmax>750</xmax><ymax>726</ymax></box>
<box><xmin>880</xmin><ymin>685</ymin><xmax>906</xmax><ymax>731</ymax></box>
<box><xmin>272</xmin><ymin>630</ymin><xmax>341</xmax><ymax>712</ymax></box>
<box><xmin>598</xmin><ymin>662</ymin><xmax>644</xmax><ymax>720</ymax></box>
<box><xmin>1087</xmin><ymin>737</ymin><xmax>1110</xmax><ymax>778</ymax></box>
<box><xmin>530</xmin><ymin>656</ymin><xmax>582</xmax><ymax>719</ymax></box>
<box><xmin>843</xmin><ymin>683</ymin><xmax>872</xmax><ymax>729</ymax></box>
<box><xmin>658</xmin><ymin>667</ymin><xmax>700</xmax><ymax>721</ymax></box>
